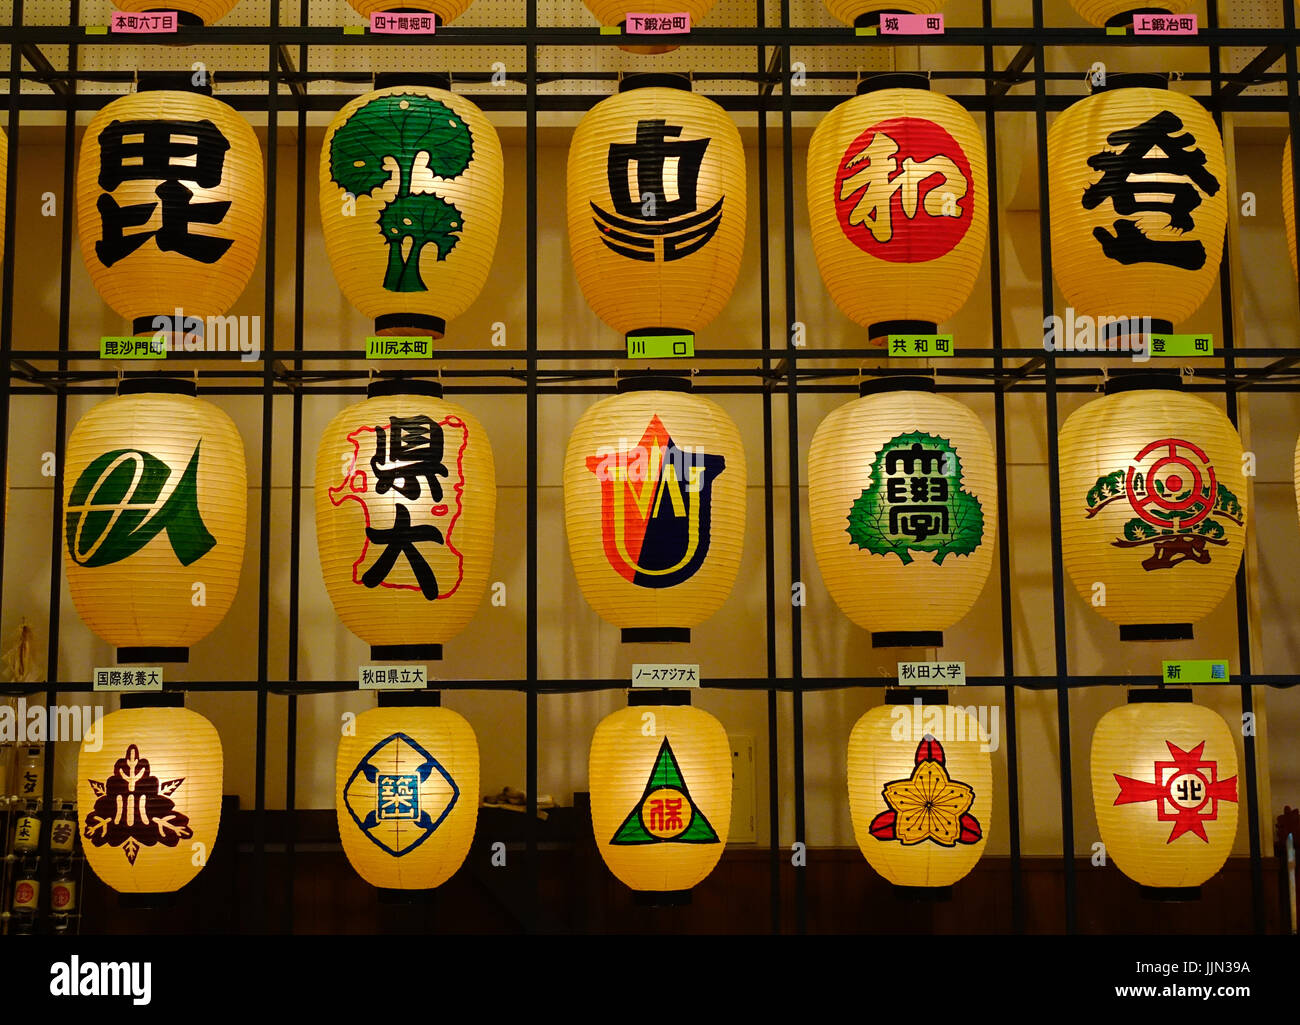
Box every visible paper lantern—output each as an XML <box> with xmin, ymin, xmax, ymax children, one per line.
<box><xmin>75</xmin><ymin>76</ymin><xmax>264</xmax><ymax>339</ymax></box>
<box><xmin>567</xmin><ymin>76</ymin><xmax>745</xmax><ymax>346</ymax></box>
<box><xmin>563</xmin><ymin>378</ymin><xmax>746</xmax><ymax>642</ymax></box>
<box><xmin>1284</xmin><ymin>137</ymin><xmax>1296</xmax><ymax>284</ymax></box>
<box><xmin>77</xmin><ymin>705</ymin><xmax>223</xmax><ymax>894</ymax></box>
<box><xmin>1067</xmin><ymin>0</ymin><xmax>1189</xmax><ymax>28</ymax></box>
<box><xmin>808</xmin><ymin>378</ymin><xmax>996</xmax><ymax>647</ymax></box>
<box><xmin>63</xmin><ymin>379</ymin><xmax>248</xmax><ymax>660</ymax></box>
<box><xmin>589</xmin><ymin>702</ymin><xmax>731</xmax><ymax>897</ymax></box>
<box><xmin>807</xmin><ymin>77</ymin><xmax>987</xmax><ymax>345</ymax></box>
<box><xmin>581</xmin><ymin>2</ymin><xmax>717</xmax><ymax>53</ymax></box>
<box><xmin>315</xmin><ymin>379</ymin><xmax>496</xmax><ymax>659</ymax></box>
<box><xmin>824</xmin><ymin>1</ymin><xmax>945</xmax><ymax>28</ymax></box>
<box><xmin>346</xmin><ymin>0</ymin><xmax>473</xmax><ymax>22</ymax></box>
<box><xmin>1048</xmin><ymin>76</ymin><xmax>1226</xmax><ymax>336</ymax></box>
<box><xmin>847</xmin><ymin>702</ymin><xmax>991</xmax><ymax>888</ymax></box>
<box><xmin>336</xmin><ymin>704</ymin><xmax>479</xmax><ymax>890</ymax></box>
<box><xmin>320</xmin><ymin>77</ymin><xmax>503</xmax><ymax>339</ymax></box>
<box><xmin>112</xmin><ymin>0</ymin><xmax>241</xmax><ymax>24</ymax></box>
<box><xmin>1091</xmin><ymin>695</ymin><xmax>1238</xmax><ymax>893</ymax></box>
<box><xmin>1059</xmin><ymin>374</ymin><xmax>1246</xmax><ymax>640</ymax></box>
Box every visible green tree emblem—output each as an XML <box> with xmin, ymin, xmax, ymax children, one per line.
<box><xmin>845</xmin><ymin>431</ymin><xmax>984</xmax><ymax>566</ymax></box>
<box><xmin>328</xmin><ymin>93</ymin><xmax>474</xmax><ymax>293</ymax></box>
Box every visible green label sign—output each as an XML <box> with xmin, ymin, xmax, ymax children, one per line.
<box><xmin>886</xmin><ymin>334</ymin><xmax>954</xmax><ymax>357</ymax></box>
<box><xmin>627</xmin><ymin>333</ymin><xmax>694</xmax><ymax>359</ymax></box>
<box><xmin>1161</xmin><ymin>659</ymin><xmax>1229</xmax><ymax>683</ymax></box>
<box><xmin>101</xmin><ymin>336</ymin><xmax>166</xmax><ymax>359</ymax></box>
<box><xmin>366</xmin><ymin>336</ymin><xmax>433</xmax><ymax>359</ymax></box>
<box><xmin>1148</xmin><ymin>334</ymin><xmax>1214</xmax><ymax>357</ymax></box>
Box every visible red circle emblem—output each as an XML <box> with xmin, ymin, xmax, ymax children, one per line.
<box><xmin>833</xmin><ymin>116</ymin><xmax>973</xmax><ymax>263</ymax></box>
<box><xmin>1124</xmin><ymin>438</ymin><xmax>1217</xmax><ymax>530</ymax></box>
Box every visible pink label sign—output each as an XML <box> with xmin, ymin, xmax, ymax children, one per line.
<box><xmin>369</xmin><ymin>11</ymin><xmax>437</xmax><ymax>33</ymax></box>
<box><xmin>1133</xmin><ymin>13</ymin><xmax>1197</xmax><ymax>34</ymax></box>
<box><xmin>880</xmin><ymin>13</ymin><xmax>944</xmax><ymax>34</ymax></box>
<box><xmin>625</xmin><ymin>12</ymin><xmax>691</xmax><ymax>33</ymax></box>
<box><xmin>110</xmin><ymin>10</ymin><xmax>177</xmax><ymax>32</ymax></box>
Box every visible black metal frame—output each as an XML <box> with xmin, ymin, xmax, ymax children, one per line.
<box><xmin>1</xmin><ymin>0</ymin><xmax>1298</xmax><ymax>936</ymax></box>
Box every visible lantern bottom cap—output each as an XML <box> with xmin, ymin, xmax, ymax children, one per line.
<box><xmin>143</xmin><ymin>9</ymin><xmax>204</xmax><ymax>26</ymax></box>
<box><xmin>373</xmin><ymin>313</ymin><xmax>446</xmax><ymax>339</ymax></box>
<box><xmin>377</xmin><ymin>887</ymin><xmax>438</xmax><ymax>905</ymax></box>
<box><xmin>890</xmin><ymin>884</ymin><xmax>954</xmax><ymax>902</ymax></box>
<box><xmin>1104</xmin><ymin>8</ymin><xmax>1175</xmax><ymax>28</ymax></box>
<box><xmin>632</xmin><ymin>889</ymin><xmax>692</xmax><ymax>907</ymax></box>
<box><xmin>371</xmin><ymin>643</ymin><xmax>443</xmax><ymax>662</ymax></box>
<box><xmin>872</xmin><ymin>630</ymin><xmax>943</xmax><ymax>649</ymax></box>
<box><xmin>1119</xmin><ymin>623</ymin><xmax>1194</xmax><ymax>642</ymax></box>
<box><xmin>118</xmin><ymin>891</ymin><xmax>179</xmax><ymax>909</ymax></box>
<box><xmin>1137</xmin><ymin>884</ymin><xmax>1202</xmax><ymax>902</ymax></box>
<box><xmin>622</xmin><ymin>628</ymin><xmax>691</xmax><ymax>644</ymax></box>
<box><xmin>117</xmin><ymin>646</ymin><xmax>188</xmax><ymax>664</ymax></box>
<box><xmin>853</xmin><ymin>11</ymin><xmax>911</xmax><ymax>29</ymax></box>
<box><xmin>869</xmin><ymin>319</ymin><xmax>937</xmax><ymax>345</ymax></box>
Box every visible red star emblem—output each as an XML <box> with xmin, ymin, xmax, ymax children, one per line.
<box><xmin>1113</xmin><ymin>741</ymin><xmax>1238</xmax><ymax>843</ymax></box>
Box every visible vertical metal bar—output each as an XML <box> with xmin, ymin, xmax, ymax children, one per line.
<box><xmin>0</xmin><ymin>0</ymin><xmax>22</xmax><ymax>643</ymax></box>
<box><xmin>982</xmin><ymin>0</ymin><xmax>1023</xmax><ymax>935</ymax></box>
<box><xmin>1031</xmin><ymin>0</ymin><xmax>1077</xmax><ymax>934</ymax></box>
<box><xmin>778</xmin><ymin>0</ymin><xmax>806</xmax><ymax>935</ymax></box>
<box><xmin>524</xmin><ymin>0</ymin><xmax>539</xmax><ymax>935</ymax></box>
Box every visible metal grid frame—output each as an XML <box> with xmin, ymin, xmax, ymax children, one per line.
<box><xmin>1</xmin><ymin>0</ymin><xmax>1298</xmax><ymax>935</ymax></box>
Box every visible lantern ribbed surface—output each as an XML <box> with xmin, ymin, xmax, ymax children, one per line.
<box><xmin>808</xmin><ymin>390</ymin><xmax>996</xmax><ymax>635</ymax></box>
<box><xmin>1284</xmin><ymin>138</ymin><xmax>1296</xmax><ymax>284</ymax></box>
<box><xmin>806</xmin><ymin>87</ymin><xmax>987</xmax><ymax>338</ymax></box>
<box><xmin>76</xmin><ymin>89</ymin><xmax>264</xmax><ymax>334</ymax></box>
<box><xmin>63</xmin><ymin>392</ymin><xmax>248</xmax><ymax>651</ymax></box>
<box><xmin>346</xmin><ymin>0</ymin><xmax>473</xmax><ymax>20</ymax></box>
<box><xmin>563</xmin><ymin>389</ymin><xmax>746</xmax><ymax>631</ymax></box>
<box><xmin>824</xmin><ymin>0</ymin><xmax>945</xmax><ymax>24</ymax></box>
<box><xmin>336</xmin><ymin>706</ymin><xmax>479</xmax><ymax>890</ymax></box>
<box><xmin>113</xmin><ymin>0</ymin><xmax>241</xmax><ymax>23</ymax></box>
<box><xmin>1091</xmin><ymin>701</ymin><xmax>1238</xmax><ymax>889</ymax></box>
<box><xmin>315</xmin><ymin>391</ymin><xmax>496</xmax><ymax>650</ymax></box>
<box><xmin>567</xmin><ymin>86</ymin><xmax>746</xmax><ymax>338</ymax></box>
<box><xmin>847</xmin><ymin>704</ymin><xmax>991</xmax><ymax>887</ymax></box>
<box><xmin>1067</xmin><ymin>0</ymin><xmax>1188</xmax><ymax>26</ymax></box>
<box><xmin>77</xmin><ymin>707</ymin><xmax>223</xmax><ymax>894</ymax></box>
<box><xmin>1058</xmin><ymin>388</ymin><xmax>1246</xmax><ymax>633</ymax></box>
<box><xmin>1048</xmin><ymin>87</ymin><xmax>1226</xmax><ymax>326</ymax></box>
<box><xmin>589</xmin><ymin>704</ymin><xmax>731</xmax><ymax>893</ymax></box>
<box><xmin>319</xmin><ymin>86</ymin><xmax>503</xmax><ymax>338</ymax></box>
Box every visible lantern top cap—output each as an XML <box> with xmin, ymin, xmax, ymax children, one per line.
<box><xmin>136</xmin><ymin>71</ymin><xmax>214</xmax><ymax>97</ymax></box>
<box><xmin>616</xmin><ymin>373</ymin><xmax>692</xmax><ymax>394</ymax></box>
<box><xmin>374</xmin><ymin>72</ymin><xmax>451</xmax><ymax>92</ymax></box>
<box><xmin>618</xmin><ymin>73</ymin><xmax>691</xmax><ymax>94</ymax></box>
<box><xmin>856</xmin><ymin>73</ymin><xmax>930</xmax><ymax>96</ymax></box>
<box><xmin>1102</xmin><ymin>369</ymin><xmax>1182</xmax><ymax>395</ymax></box>
<box><xmin>117</xmin><ymin>376</ymin><xmax>198</xmax><ymax>397</ymax></box>
<box><xmin>1127</xmin><ymin>687</ymin><xmax>1194</xmax><ymax>704</ymax></box>
<box><xmin>1090</xmin><ymin>72</ymin><xmax>1169</xmax><ymax>94</ymax></box>
<box><xmin>859</xmin><ymin>375</ymin><xmax>936</xmax><ymax>396</ymax></box>
<box><xmin>367</xmin><ymin>377</ymin><xmax>444</xmax><ymax>399</ymax></box>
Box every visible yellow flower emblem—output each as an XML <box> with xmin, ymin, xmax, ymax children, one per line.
<box><xmin>881</xmin><ymin>758</ymin><xmax>975</xmax><ymax>847</ymax></box>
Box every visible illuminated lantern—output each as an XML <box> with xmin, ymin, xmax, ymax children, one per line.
<box><xmin>1091</xmin><ymin>695</ymin><xmax>1239</xmax><ymax>894</ymax></box>
<box><xmin>847</xmin><ymin>701</ymin><xmax>991</xmax><ymax>889</ymax></box>
<box><xmin>320</xmin><ymin>76</ymin><xmax>503</xmax><ymax>339</ymax></box>
<box><xmin>336</xmin><ymin>703</ymin><xmax>479</xmax><ymax>890</ymax></box>
<box><xmin>589</xmin><ymin>701</ymin><xmax>731</xmax><ymax>898</ymax></box>
<box><xmin>808</xmin><ymin>378</ymin><xmax>996</xmax><ymax>647</ymax></box>
<box><xmin>112</xmin><ymin>0</ymin><xmax>241</xmax><ymax>24</ymax></box>
<box><xmin>581</xmin><ymin>2</ymin><xmax>717</xmax><ymax>54</ymax></box>
<box><xmin>346</xmin><ymin>0</ymin><xmax>473</xmax><ymax>23</ymax></box>
<box><xmin>1048</xmin><ymin>76</ymin><xmax>1226</xmax><ymax>339</ymax></box>
<box><xmin>1284</xmin><ymin>137</ymin><xmax>1296</xmax><ymax>284</ymax></box>
<box><xmin>806</xmin><ymin>77</ymin><xmax>987</xmax><ymax>346</ymax></box>
<box><xmin>77</xmin><ymin>704</ymin><xmax>223</xmax><ymax>894</ymax></box>
<box><xmin>823</xmin><ymin>0</ymin><xmax>945</xmax><ymax>28</ymax></box>
<box><xmin>567</xmin><ymin>76</ymin><xmax>745</xmax><ymax>349</ymax></box>
<box><xmin>315</xmin><ymin>379</ymin><xmax>496</xmax><ymax>659</ymax></box>
<box><xmin>563</xmin><ymin>377</ymin><xmax>746</xmax><ymax>643</ymax></box>
<box><xmin>63</xmin><ymin>379</ymin><xmax>248</xmax><ymax>661</ymax></box>
<box><xmin>1058</xmin><ymin>373</ymin><xmax>1246</xmax><ymax>640</ymax></box>
<box><xmin>75</xmin><ymin>74</ymin><xmax>264</xmax><ymax>340</ymax></box>
<box><xmin>1066</xmin><ymin>0</ymin><xmax>1189</xmax><ymax>28</ymax></box>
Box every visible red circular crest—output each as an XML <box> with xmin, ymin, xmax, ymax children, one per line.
<box><xmin>833</xmin><ymin>116</ymin><xmax>973</xmax><ymax>262</ymax></box>
<box><xmin>1124</xmin><ymin>438</ymin><xmax>1217</xmax><ymax>530</ymax></box>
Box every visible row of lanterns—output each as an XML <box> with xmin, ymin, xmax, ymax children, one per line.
<box><xmin>75</xmin><ymin>692</ymin><xmax>1241</xmax><ymax>899</ymax></box>
<box><xmin>61</xmin><ymin>373</ymin><xmax>1250</xmax><ymax>662</ymax></box>
<box><xmin>108</xmin><ymin>0</ymin><xmax>1206</xmax><ymax>32</ymax></box>
<box><xmin>66</xmin><ymin>71</ymin><xmax>1262</xmax><ymax>352</ymax></box>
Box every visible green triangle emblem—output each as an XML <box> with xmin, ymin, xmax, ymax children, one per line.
<box><xmin>609</xmin><ymin>737</ymin><xmax>721</xmax><ymax>846</ymax></box>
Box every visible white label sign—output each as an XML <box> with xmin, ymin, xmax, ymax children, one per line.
<box><xmin>93</xmin><ymin>667</ymin><xmax>164</xmax><ymax>692</ymax></box>
<box><xmin>631</xmin><ymin>663</ymin><xmax>701</xmax><ymax>688</ymax></box>
<box><xmin>359</xmin><ymin>664</ymin><xmax>429</xmax><ymax>690</ymax></box>
<box><xmin>897</xmin><ymin>661</ymin><xmax>966</xmax><ymax>686</ymax></box>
